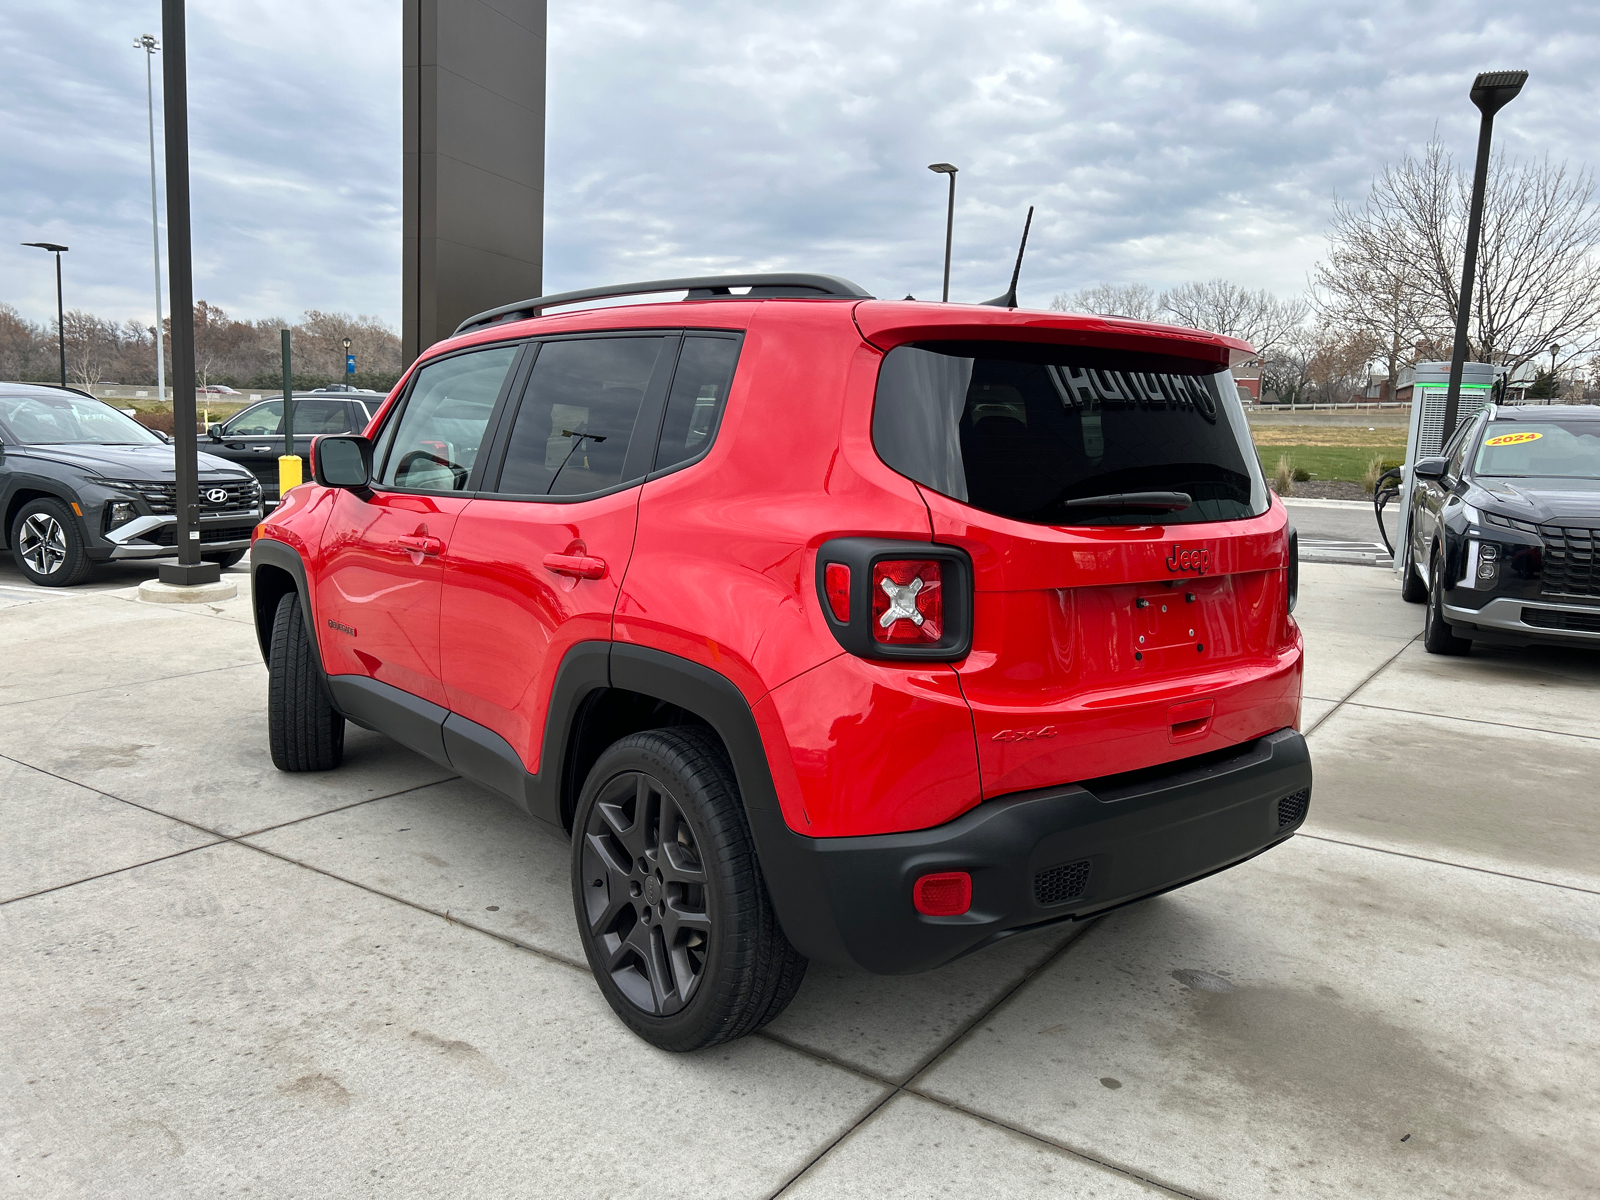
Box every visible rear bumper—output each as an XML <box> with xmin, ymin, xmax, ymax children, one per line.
<box><xmin>762</xmin><ymin>727</ymin><xmax>1311</xmax><ymax>973</ymax></box>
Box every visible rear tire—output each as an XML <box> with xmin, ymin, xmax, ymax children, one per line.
<box><xmin>1423</xmin><ymin>545</ymin><xmax>1472</xmax><ymax>656</ymax></box>
<box><xmin>1399</xmin><ymin>523</ymin><xmax>1426</xmax><ymax>603</ymax></box>
<box><xmin>268</xmin><ymin>591</ymin><xmax>345</xmax><ymax>770</ymax></box>
<box><xmin>10</xmin><ymin>498</ymin><xmax>92</xmax><ymax>587</ymax></box>
<box><xmin>571</xmin><ymin>726</ymin><xmax>807</xmax><ymax>1051</ymax></box>
<box><xmin>203</xmin><ymin>549</ymin><xmax>247</xmax><ymax>569</ymax></box>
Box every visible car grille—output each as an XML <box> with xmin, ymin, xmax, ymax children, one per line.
<box><xmin>1538</xmin><ymin>525</ymin><xmax>1600</xmax><ymax>598</ymax></box>
<box><xmin>142</xmin><ymin>523</ymin><xmax>258</xmax><ymax>547</ymax></box>
<box><xmin>1034</xmin><ymin>859</ymin><xmax>1092</xmax><ymax>907</ymax></box>
<box><xmin>112</xmin><ymin>479</ymin><xmax>262</xmax><ymax>517</ymax></box>
<box><xmin>1522</xmin><ymin>607</ymin><xmax>1600</xmax><ymax>634</ymax></box>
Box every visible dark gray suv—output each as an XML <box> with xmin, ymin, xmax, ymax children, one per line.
<box><xmin>0</xmin><ymin>383</ymin><xmax>262</xmax><ymax>586</ymax></box>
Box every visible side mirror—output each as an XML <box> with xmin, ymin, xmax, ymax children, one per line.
<box><xmin>207</xmin><ymin>423</ymin><xmax>224</xmax><ymax>440</ymax></box>
<box><xmin>155</xmin><ymin>429</ymin><xmax>173</xmax><ymax>443</ymax></box>
<box><xmin>312</xmin><ymin>434</ymin><xmax>373</xmax><ymax>489</ymax></box>
<box><xmin>1413</xmin><ymin>456</ymin><xmax>1448</xmax><ymax>480</ymax></box>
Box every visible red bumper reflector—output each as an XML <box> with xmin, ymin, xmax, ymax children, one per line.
<box><xmin>913</xmin><ymin>871</ymin><xmax>971</xmax><ymax>916</ymax></box>
<box><xmin>872</xmin><ymin>559</ymin><xmax>943</xmax><ymax>643</ymax></box>
<box><xmin>823</xmin><ymin>562</ymin><xmax>852</xmax><ymax>622</ymax></box>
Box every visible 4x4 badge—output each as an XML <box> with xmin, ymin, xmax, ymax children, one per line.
<box><xmin>1166</xmin><ymin>544</ymin><xmax>1210</xmax><ymax>575</ymax></box>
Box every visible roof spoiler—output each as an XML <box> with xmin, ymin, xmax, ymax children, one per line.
<box><xmin>453</xmin><ymin>273</ymin><xmax>873</xmax><ymax>336</ymax></box>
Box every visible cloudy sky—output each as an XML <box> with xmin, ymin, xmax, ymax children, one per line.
<box><xmin>3</xmin><ymin>0</ymin><xmax>1597</xmax><ymax>334</ymax></box>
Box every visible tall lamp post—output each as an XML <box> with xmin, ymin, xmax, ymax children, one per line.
<box><xmin>135</xmin><ymin>34</ymin><xmax>166</xmax><ymax>402</ymax></box>
<box><xmin>343</xmin><ymin>337</ymin><xmax>353</xmax><ymax>385</ymax></box>
<box><xmin>1441</xmin><ymin>69</ymin><xmax>1528</xmax><ymax>442</ymax></box>
<box><xmin>20</xmin><ymin>243</ymin><xmax>69</xmax><ymax>386</ymax></box>
<box><xmin>928</xmin><ymin>163</ymin><xmax>958</xmax><ymax>303</ymax></box>
<box><xmin>1548</xmin><ymin>342</ymin><xmax>1560</xmax><ymax>402</ymax></box>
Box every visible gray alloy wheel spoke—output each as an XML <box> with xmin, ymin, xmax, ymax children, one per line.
<box><xmin>21</xmin><ymin>514</ymin><xmax>65</xmax><ymax>575</ymax></box>
<box><xmin>583</xmin><ymin>828</ymin><xmax>633</xmax><ymax>884</ymax></box>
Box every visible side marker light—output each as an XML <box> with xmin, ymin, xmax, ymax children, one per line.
<box><xmin>913</xmin><ymin>871</ymin><xmax>971</xmax><ymax>916</ymax></box>
<box><xmin>823</xmin><ymin>562</ymin><xmax>851</xmax><ymax>622</ymax></box>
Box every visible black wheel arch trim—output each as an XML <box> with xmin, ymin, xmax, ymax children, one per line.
<box><xmin>249</xmin><ymin>538</ymin><xmax>321</xmax><ymax>673</ymax></box>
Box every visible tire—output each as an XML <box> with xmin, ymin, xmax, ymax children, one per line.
<box><xmin>203</xmin><ymin>549</ymin><xmax>247</xmax><ymax>569</ymax></box>
<box><xmin>10</xmin><ymin>498</ymin><xmax>93</xmax><ymax>587</ymax></box>
<box><xmin>267</xmin><ymin>590</ymin><xmax>345</xmax><ymax>770</ymax></box>
<box><xmin>1423</xmin><ymin>544</ymin><xmax>1472</xmax><ymax>656</ymax></box>
<box><xmin>1399</xmin><ymin>522</ymin><xmax>1426</xmax><ymax>603</ymax></box>
<box><xmin>571</xmin><ymin>726</ymin><xmax>807</xmax><ymax>1051</ymax></box>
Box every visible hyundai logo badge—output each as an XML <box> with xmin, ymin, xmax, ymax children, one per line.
<box><xmin>205</xmin><ymin>488</ymin><xmax>228</xmax><ymax>504</ymax></box>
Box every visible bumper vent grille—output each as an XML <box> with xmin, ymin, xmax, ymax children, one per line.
<box><xmin>1539</xmin><ymin>525</ymin><xmax>1600</xmax><ymax>598</ymax></box>
<box><xmin>1522</xmin><ymin>607</ymin><xmax>1600</xmax><ymax>634</ymax></box>
<box><xmin>144</xmin><ymin>523</ymin><xmax>258</xmax><ymax>547</ymax></box>
<box><xmin>1034</xmin><ymin>859</ymin><xmax>1091</xmax><ymax>907</ymax></box>
<box><xmin>1277</xmin><ymin>788</ymin><xmax>1310</xmax><ymax>828</ymax></box>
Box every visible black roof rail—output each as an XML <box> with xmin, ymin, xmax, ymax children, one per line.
<box><xmin>452</xmin><ymin>272</ymin><xmax>873</xmax><ymax>336</ymax></box>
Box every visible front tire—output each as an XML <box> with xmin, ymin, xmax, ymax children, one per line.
<box><xmin>10</xmin><ymin>498</ymin><xmax>92</xmax><ymax>587</ymax></box>
<box><xmin>267</xmin><ymin>591</ymin><xmax>345</xmax><ymax>770</ymax></box>
<box><xmin>204</xmin><ymin>549</ymin><xmax>247</xmax><ymax>569</ymax></box>
<box><xmin>1423</xmin><ymin>544</ymin><xmax>1472</xmax><ymax>656</ymax></box>
<box><xmin>572</xmin><ymin>727</ymin><xmax>807</xmax><ymax>1051</ymax></box>
<box><xmin>1399</xmin><ymin>522</ymin><xmax>1426</xmax><ymax>603</ymax></box>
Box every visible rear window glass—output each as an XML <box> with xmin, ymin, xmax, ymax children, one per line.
<box><xmin>872</xmin><ymin>341</ymin><xmax>1268</xmax><ymax>526</ymax></box>
<box><xmin>654</xmin><ymin>336</ymin><xmax>740</xmax><ymax>472</ymax></box>
<box><xmin>1474</xmin><ymin>419</ymin><xmax>1600</xmax><ymax>479</ymax></box>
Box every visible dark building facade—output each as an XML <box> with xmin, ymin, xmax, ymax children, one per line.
<box><xmin>403</xmin><ymin>0</ymin><xmax>546</xmax><ymax>365</ymax></box>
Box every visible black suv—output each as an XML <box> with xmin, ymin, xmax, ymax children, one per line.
<box><xmin>0</xmin><ymin>383</ymin><xmax>262</xmax><ymax>586</ymax></box>
<box><xmin>1401</xmin><ymin>403</ymin><xmax>1600</xmax><ymax>651</ymax></box>
<box><xmin>206</xmin><ymin>391</ymin><xmax>380</xmax><ymax>501</ymax></box>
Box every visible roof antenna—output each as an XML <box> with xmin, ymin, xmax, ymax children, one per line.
<box><xmin>981</xmin><ymin>205</ymin><xmax>1033</xmax><ymax>308</ymax></box>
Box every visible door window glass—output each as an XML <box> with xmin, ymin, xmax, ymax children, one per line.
<box><xmin>293</xmin><ymin>398</ymin><xmax>360</xmax><ymax>434</ymax></box>
<box><xmin>497</xmin><ymin>337</ymin><xmax>665</xmax><ymax>496</ymax></box>
<box><xmin>654</xmin><ymin>337</ymin><xmax>741</xmax><ymax>471</ymax></box>
<box><xmin>375</xmin><ymin>346</ymin><xmax>516</xmax><ymax>492</ymax></box>
<box><xmin>227</xmin><ymin>400</ymin><xmax>282</xmax><ymax>436</ymax></box>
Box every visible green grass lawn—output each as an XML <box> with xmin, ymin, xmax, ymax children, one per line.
<box><xmin>1254</xmin><ymin>444</ymin><xmax>1405</xmax><ymax>483</ymax></box>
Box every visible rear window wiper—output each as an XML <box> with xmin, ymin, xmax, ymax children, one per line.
<box><xmin>1059</xmin><ymin>491</ymin><xmax>1192</xmax><ymax>512</ymax></box>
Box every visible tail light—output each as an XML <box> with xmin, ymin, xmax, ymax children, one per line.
<box><xmin>816</xmin><ymin>538</ymin><xmax>971</xmax><ymax>661</ymax></box>
<box><xmin>1286</xmin><ymin>525</ymin><xmax>1298</xmax><ymax>613</ymax></box>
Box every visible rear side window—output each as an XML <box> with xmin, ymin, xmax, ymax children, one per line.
<box><xmin>873</xmin><ymin>341</ymin><xmax>1268</xmax><ymax>526</ymax></box>
<box><xmin>655</xmin><ymin>336</ymin><xmax>740</xmax><ymax>471</ymax></box>
<box><xmin>293</xmin><ymin>398</ymin><xmax>360</xmax><ymax>434</ymax></box>
<box><xmin>496</xmin><ymin>337</ymin><xmax>666</xmax><ymax>496</ymax></box>
<box><xmin>375</xmin><ymin>345</ymin><xmax>516</xmax><ymax>492</ymax></box>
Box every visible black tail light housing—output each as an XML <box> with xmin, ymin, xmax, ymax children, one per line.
<box><xmin>816</xmin><ymin>538</ymin><xmax>973</xmax><ymax>661</ymax></box>
<box><xmin>1287</xmin><ymin>525</ymin><xmax>1299</xmax><ymax>613</ymax></box>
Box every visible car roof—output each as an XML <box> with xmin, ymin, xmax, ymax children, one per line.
<box><xmin>0</xmin><ymin>382</ymin><xmax>98</xmax><ymax>400</ymax></box>
<box><xmin>1489</xmin><ymin>404</ymin><xmax>1600</xmax><ymax>421</ymax></box>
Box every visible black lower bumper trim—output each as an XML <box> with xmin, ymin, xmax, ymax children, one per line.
<box><xmin>767</xmin><ymin>728</ymin><xmax>1312</xmax><ymax>974</ymax></box>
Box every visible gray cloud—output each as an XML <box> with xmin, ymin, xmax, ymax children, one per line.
<box><xmin>3</xmin><ymin>0</ymin><xmax>1597</xmax><ymax>333</ymax></box>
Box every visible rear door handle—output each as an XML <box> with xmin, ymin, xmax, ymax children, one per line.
<box><xmin>543</xmin><ymin>553</ymin><xmax>606</xmax><ymax>580</ymax></box>
<box><xmin>397</xmin><ymin>535</ymin><xmax>444</xmax><ymax>556</ymax></box>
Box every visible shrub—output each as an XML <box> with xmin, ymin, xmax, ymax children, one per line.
<box><xmin>1273</xmin><ymin>455</ymin><xmax>1295</xmax><ymax>496</ymax></box>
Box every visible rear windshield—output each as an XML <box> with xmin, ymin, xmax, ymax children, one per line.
<box><xmin>872</xmin><ymin>341</ymin><xmax>1268</xmax><ymax>526</ymax></box>
<box><xmin>1473</xmin><ymin>419</ymin><xmax>1600</xmax><ymax>479</ymax></box>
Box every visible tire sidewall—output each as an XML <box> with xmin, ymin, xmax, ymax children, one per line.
<box><xmin>570</xmin><ymin>736</ymin><xmax>736</xmax><ymax>1047</ymax></box>
<box><xmin>11</xmin><ymin>498</ymin><xmax>87</xmax><ymax>586</ymax></box>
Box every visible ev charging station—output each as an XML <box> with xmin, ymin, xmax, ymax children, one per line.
<box><xmin>1393</xmin><ymin>360</ymin><xmax>1498</xmax><ymax>576</ymax></box>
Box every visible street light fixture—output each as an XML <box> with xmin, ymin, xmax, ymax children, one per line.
<box><xmin>135</xmin><ymin>34</ymin><xmax>166</xmax><ymax>402</ymax></box>
<box><xmin>1441</xmin><ymin>69</ymin><xmax>1528</xmax><ymax>441</ymax></box>
<box><xmin>20</xmin><ymin>242</ymin><xmax>69</xmax><ymax>386</ymax></box>
<box><xmin>1549</xmin><ymin>342</ymin><xmax>1560</xmax><ymax>402</ymax></box>
<box><xmin>928</xmin><ymin>163</ymin><xmax>958</xmax><ymax>303</ymax></box>
<box><xmin>343</xmin><ymin>337</ymin><xmax>352</xmax><ymax>386</ymax></box>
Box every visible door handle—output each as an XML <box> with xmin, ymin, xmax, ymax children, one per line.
<box><xmin>543</xmin><ymin>553</ymin><xmax>606</xmax><ymax>580</ymax></box>
<box><xmin>397</xmin><ymin>535</ymin><xmax>444</xmax><ymax>556</ymax></box>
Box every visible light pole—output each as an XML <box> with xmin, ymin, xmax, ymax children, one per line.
<box><xmin>928</xmin><ymin>163</ymin><xmax>958</xmax><ymax>302</ymax></box>
<box><xmin>20</xmin><ymin>242</ymin><xmax>69</xmax><ymax>386</ymax></box>
<box><xmin>135</xmin><ymin>34</ymin><xmax>166</xmax><ymax>402</ymax></box>
<box><xmin>1441</xmin><ymin>69</ymin><xmax>1528</xmax><ymax>442</ymax></box>
<box><xmin>343</xmin><ymin>337</ymin><xmax>352</xmax><ymax>386</ymax></box>
<box><xmin>1548</xmin><ymin>342</ymin><xmax>1560</xmax><ymax>401</ymax></box>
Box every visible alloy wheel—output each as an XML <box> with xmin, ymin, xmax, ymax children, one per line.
<box><xmin>579</xmin><ymin>771</ymin><xmax>712</xmax><ymax>1016</ymax></box>
<box><xmin>19</xmin><ymin>513</ymin><xmax>66</xmax><ymax>576</ymax></box>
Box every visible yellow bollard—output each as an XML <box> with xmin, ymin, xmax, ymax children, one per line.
<box><xmin>278</xmin><ymin>455</ymin><xmax>303</xmax><ymax>498</ymax></box>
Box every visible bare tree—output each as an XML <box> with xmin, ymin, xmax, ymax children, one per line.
<box><xmin>61</xmin><ymin>310</ymin><xmax>122</xmax><ymax>386</ymax></box>
<box><xmin>1158</xmin><ymin>279</ymin><xmax>1308</xmax><ymax>356</ymax></box>
<box><xmin>1319</xmin><ymin>138</ymin><xmax>1600</xmax><ymax>381</ymax></box>
<box><xmin>1050</xmin><ymin>282</ymin><xmax>1164</xmax><ymax>322</ymax></box>
<box><xmin>0</xmin><ymin>303</ymin><xmax>44</xmax><ymax>381</ymax></box>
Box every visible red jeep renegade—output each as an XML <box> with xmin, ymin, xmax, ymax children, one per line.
<box><xmin>251</xmin><ymin>273</ymin><xmax>1310</xmax><ymax>1051</ymax></box>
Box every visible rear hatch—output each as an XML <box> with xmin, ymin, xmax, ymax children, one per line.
<box><xmin>867</xmin><ymin>320</ymin><xmax>1300</xmax><ymax>798</ymax></box>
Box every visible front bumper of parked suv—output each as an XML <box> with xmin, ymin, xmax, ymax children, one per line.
<box><xmin>762</xmin><ymin>727</ymin><xmax>1312</xmax><ymax>974</ymax></box>
<box><xmin>83</xmin><ymin>476</ymin><xmax>263</xmax><ymax>560</ymax></box>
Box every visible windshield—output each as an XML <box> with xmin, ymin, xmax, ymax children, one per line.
<box><xmin>0</xmin><ymin>393</ymin><xmax>163</xmax><ymax>446</ymax></box>
<box><xmin>1473</xmin><ymin>420</ymin><xmax>1600</xmax><ymax>479</ymax></box>
<box><xmin>872</xmin><ymin>341</ymin><xmax>1268</xmax><ymax>526</ymax></box>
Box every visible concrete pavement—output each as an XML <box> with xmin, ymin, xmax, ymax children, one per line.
<box><xmin>2</xmin><ymin>555</ymin><xmax>1597</xmax><ymax>1198</ymax></box>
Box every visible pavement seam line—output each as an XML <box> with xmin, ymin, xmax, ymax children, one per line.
<box><xmin>1334</xmin><ymin>698</ymin><xmax>1600</xmax><ymax>744</ymax></box>
<box><xmin>763</xmin><ymin>1087</ymin><xmax>902</xmax><ymax>1200</ymax></box>
<box><xmin>1296</xmin><ymin>832</ymin><xmax>1600</xmax><ymax>897</ymax></box>
<box><xmin>0</xmin><ymin>660</ymin><xmax>264</xmax><ymax>710</ymax></box>
<box><xmin>1303</xmin><ymin>631</ymin><xmax>1420</xmax><ymax>737</ymax></box>
<box><xmin>0</xmin><ymin>842</ymin><xmax>223</xmax><ymax>906</ymax></box>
